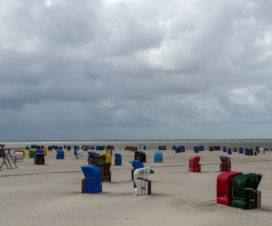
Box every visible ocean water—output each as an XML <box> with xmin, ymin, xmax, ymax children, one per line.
<box><xmin>1</xmin><ymin>139</ymin><xmax>272</xmax><ymax>150</ymax></box>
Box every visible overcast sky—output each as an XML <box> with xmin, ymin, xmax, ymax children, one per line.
<box><xmin>1</xmin><ymin>0</ymin><xmax>272</xmax><ymax>140</ymax></box>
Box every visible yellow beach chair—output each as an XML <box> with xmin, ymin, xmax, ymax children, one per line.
<box><xmin>105</xmin><ymin>153</ymin><xmax>112</xmax><ymax>164</ymax></box>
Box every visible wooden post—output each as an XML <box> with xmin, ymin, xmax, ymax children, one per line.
<box><xmin>131</xmin><ymin>169</ymin><xmax>134</xmax><ymax>181</ymax></box>
<box><xmin>82</xmin><ymin>179</ymin><xmax>85</xmax><ymax>193</ymax></box>
<box><xmin>148</xmin><ymin>180</ymin><xmax>152</xmax><ymax>195</ymax></box>
<box><xmin>257</xmin><ymin>191</ymin><xmax>262</xmax><ymax>209</ymax></box>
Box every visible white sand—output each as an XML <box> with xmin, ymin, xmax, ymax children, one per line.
<box><xmin>0</xmin><ymin>149</ymin><xmax>272</xmax><ymax>226</ymax></box>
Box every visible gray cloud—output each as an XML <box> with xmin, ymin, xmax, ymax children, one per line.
<box><xmin>1</xmin><ymin>0</ymin><xmax>272</xmax><ymax>140</ymax></box>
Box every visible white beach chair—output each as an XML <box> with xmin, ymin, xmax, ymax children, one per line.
<box><xmin>14</xmin><ymin>152</ymin><xmax>24</xmax><ymax>161</ymax></box>
<box><xmin>133</xmin><ymin>167</ymin><xmax>154</xmax><ymax>195</ymax></box>
<box><xmin>76</xmin><ymin>150</ymin><xmax>83</xmax><ymax>160</ymax></box>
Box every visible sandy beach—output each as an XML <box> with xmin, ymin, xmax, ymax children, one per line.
<box><xmin>0</xmin><ymin>146</ymin><xmax>272</xmax><ymax>226</ymax></box>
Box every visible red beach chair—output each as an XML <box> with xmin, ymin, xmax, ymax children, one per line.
<box><xmin>219</xmin><ymin>156</ymin><xmax>231</xmax><ymax>172</ymax></box>
<box><xmin>217</xmin><ymin>171</ymin><xmax>243</xmax><ymax>206</ymax></box>
<box><xmin>189</xmin><ymin>156</ymin><xmax>201</xmax><ymax>172</ymax></box>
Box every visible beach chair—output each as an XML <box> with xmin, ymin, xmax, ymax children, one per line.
<box><xmin>0</xmin><ymin>144</ymin><xmax>17</xmax><ymax>169</ymax></box>
<box><xmin>227</xmin><ymin>148</ymin><xmax>232</xmax><ymax>155</ymax></box>
<box><xmin>189</xmin><ymin>156</ymin><xmax>201</xmax><ymax>172</ymax></box>
<box><xmin>133</xmin><ymin>167</ymin><xmax>154</xmax><ymax>195</ymax></box>
<box><xmin>114</xmin><ymin>153</ymin><xmax>122</xmax><ymax>166</ymax></box>
<box><xmin>194</xmin><ymin>146</ymin><xmax>199</xmax><ymax>153</ymax></box>
<box><xmin>76</xmin><ymin>150</ymin><xmax>83</xmax><ymax>159</ymax></box>
<box><xmin>105</xmin><ymin>150</ymin><xmax>112</xmax><ymax>156</ymax></box>
<box><xmin>217</xmin><ymin>171</ymin><xmax>243</xmax><ymax>206</ymax></box>
<box><xmin>34</xmin><ymin>153</ymin><xmax>45</xmax><ymax>165</ymax></box>
<box><xmin>158</xmin><ymin>146</ymin><xmax>166</xmax><ymax>150</ymax></box>
<box><xmin>106</xmin><ymin>145</ymin><xmax>114</xmax><ymax>150</ymax></box>
<box><xmin>93</xmin><ymin>162</ymin><xmax>111</xmax><ymax>182</ymax></box>
<box><xmin>232</xmin><ymin>173</ymin><xmax>262</xmax><ymax>209</ymax></box>
<box><xmin>175</xmin><ymin>146</ymin><xmax>185</xmax><ymax>153</ymax></box>
<box><xmin>219</xmin><ymin>156</ymin><xmax>231</xmax><ymax>172</ymax></box>
<box><xmin>42</xmin><ymin>148</ymin><xmax>47</xmax><ymax>156</ymax></box>
<box><xmin>154</xmin><ymin>152</ymin><xmax>163</xmax><ymax>163</ymax></box>
<box><xmin>56</xmin><ymin>150</ymin><xmax>64</xmax><ymax>159</ymax></box>
<box><xmin>209</xmin><ymin>146</ymin><xmax>215</xmax><ymax>151</ymax></box>
<box><xmin>29</xmin><ymin>149</ymin><xmax>36</xmax><ymax>158</ymax></box>
<box><xmin>105</xmin><ymin>153</ymin><xmax>111</xmax><ymax>164</ymax></box>
<box><xmin>12</xmin><ymin>151</ymin><xmax>24</xmax><ymax>162</ymax></box>
<box><xmin>81</xmin><ymin>166</ymin><xmax>102</xmax><ymax>193</ymax></box>
<box><xmin>14</xmin><ymin>149</ymin><xmax>26</xmax><ymax>158</ymax></box>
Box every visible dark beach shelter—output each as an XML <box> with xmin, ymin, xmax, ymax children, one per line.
<box><xmin>239</xmin><ymin>147</ymin><xmax>243</xmax><ymax>154</ymax></box>
<box><xmin>81</xmin><ymin>166</ymin><xmax>102</xmax><ymax>193</ymax></box>
<box><xmin>232</xmin><ymin>173</ymin><xmax>262</xmax><ymax>209</ymax></box>
<box><xmin>189</xmin><ymin>156</ymin><xmax>201</xmax><ymax>172</ymax></box>
<box><xmin>223</xmin><ymin>147</ymin><xmax>227</xmax><ymax>152</ymax></box>
<box><xmin>219</xmin><ymin>156</ymin><xmax>231</xmax><ymax>172</ymax></box>
<box><xmin>217</xmin><ymin>171</ymin><xmax>243</xmax><ymax>206</ymax></box>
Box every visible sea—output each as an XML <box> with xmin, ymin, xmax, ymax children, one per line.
<box><xmin>1</xmin><ymin>139</ymin><xmax>272</xmax><ymax>150</ymax></box>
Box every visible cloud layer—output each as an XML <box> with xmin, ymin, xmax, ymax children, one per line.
<box><xmin>1</xmin><ymin>0</ymin><xmax>272</xmax><ymax>140</ymax></box>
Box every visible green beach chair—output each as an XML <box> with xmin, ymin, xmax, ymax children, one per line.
<box><xmin>232</xmin><ymin>173</ymin><xmax>262</xmax><ymax>209</ymax></box>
